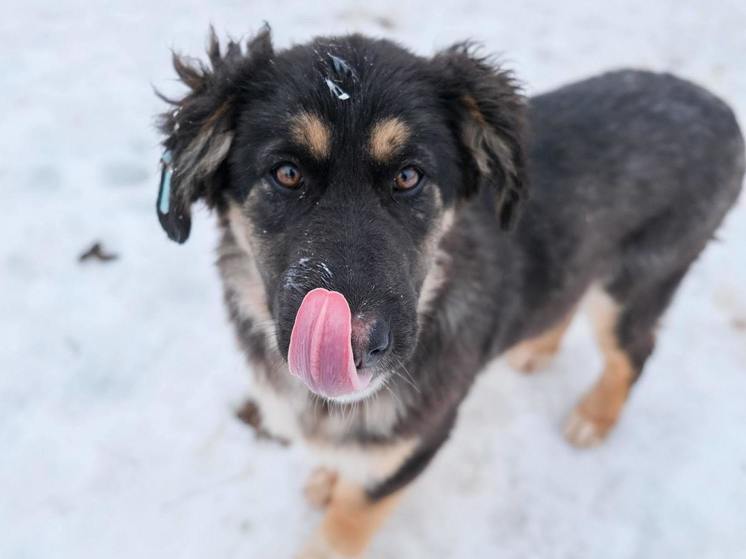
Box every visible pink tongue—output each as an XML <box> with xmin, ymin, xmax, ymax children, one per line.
<box><xmin>288</xmin><ymin>288</ymin><xmax>370</xmax><ymax>398</ymax></box>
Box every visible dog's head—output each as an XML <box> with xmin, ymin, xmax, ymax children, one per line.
<box><xmin>157</xmin><ymin>27</ymin><xmax>526</xmax><ymax>402</ymax></box>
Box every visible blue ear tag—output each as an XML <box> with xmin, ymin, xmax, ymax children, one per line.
<box><xmin>156</xmin><ymin>149</ymin><xmax>190</xmax><ymax>243</ymax></box>
<box><xmin>158</xmin><ymin>150</ymin><xmax>174</xmax><ymax>215</ymax></box>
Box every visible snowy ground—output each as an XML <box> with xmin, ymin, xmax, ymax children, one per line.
<box><xmin>2</xmin><ymin>1</ymin><xmax>745</xmax><ymax>558</ymax></box>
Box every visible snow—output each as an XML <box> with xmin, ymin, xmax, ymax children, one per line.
<box><xmin>1</xmin><ymin>1</ymin><xmax>745</xmax><ymax>557</ymax></box>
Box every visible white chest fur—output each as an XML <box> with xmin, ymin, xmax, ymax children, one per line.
<box><xmin>249</xmin><ymin>375</ymin><xmax>417</xmax><ymax>486</ymax></box>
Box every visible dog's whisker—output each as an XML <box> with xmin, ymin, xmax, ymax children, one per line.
<box><xmin>385</xmin><ymin>357</ymin><xmax>420</xmax><ymax>394</ymax></box>
<box><xmin>395</xmin><ymin>360</ymin><xmax>419</xmax><ymax>392</ymax></box>
<box><xmin>381</xmin><ymin>377</ymin><xmax>403</xmax><ymax>409</ymax></box>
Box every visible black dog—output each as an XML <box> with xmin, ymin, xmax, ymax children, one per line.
<box><xmin>156</xmin><ymin>27</ymin><xmax>744</xmax><ymax>557</ymax></box>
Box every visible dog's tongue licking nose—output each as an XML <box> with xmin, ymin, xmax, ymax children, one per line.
<box><xmin>288</xmin><ymin>288</ymin><xmax>370</xmax><ymax>398</ymax></box>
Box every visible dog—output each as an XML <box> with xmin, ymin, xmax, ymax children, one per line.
<box><xmin>155</xmin><ymin>26</ymin><xmax>744</xmax><ymax>558</ymax></box>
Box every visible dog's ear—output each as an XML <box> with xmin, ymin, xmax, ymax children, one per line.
<box><xmin>156</xmin><ymin>26</ymin><xmax>273</xmax><ymax>243</ymax></box>
<box><xmin>432</xmin><ymin>43</ymin><xmax>527</xmax><ymax>229</ymax></box>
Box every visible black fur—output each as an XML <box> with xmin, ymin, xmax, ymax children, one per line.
<box><xmin>157</xmin><ymin>29</ymin><xmax>744</xmax><ymax>506</ymax></box>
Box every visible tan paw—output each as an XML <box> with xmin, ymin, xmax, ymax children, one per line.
<box><xmin>506</xmin><ymin>345</ymin><xmax>557</xmax><ymax>373</ymax></box>
<box><xmin>304</xmin><ymin>468</ymin><xmax>338</xmax><ymax>509</ymax></box>
<box><xmin>563</xmin><ymin>409</ymin><xmax>609</xmax><ymax>448</ymax></box>
<box><xmin>565</xmin><ymin>368</ymin><xmax>630</xmax><ymax>448</ymax></box>
<box><xmin>564</xmin><ymin>396</ymin><xmax>624</xmax><ymax>448</ymax></box>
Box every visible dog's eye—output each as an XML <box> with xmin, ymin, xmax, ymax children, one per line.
<box><xmin>272</xmin><ymin>163</ymin><xmax>303</xmax><ymax>189</ymax></box>
<box><xmin>394</xmin><ymin>166</ymin><xmax>423</xmax><ymax>192</ymax></box>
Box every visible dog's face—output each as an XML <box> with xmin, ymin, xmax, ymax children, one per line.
<box><xmin>157</xmin><ymin>28</ymin><xmax>526</xmax><ymax>402</ymax></box>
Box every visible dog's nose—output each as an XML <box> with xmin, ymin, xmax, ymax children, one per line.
<box><xmin>351</xmin><ymin>317</ymin><xmax>392</xmax><ymax>369</ymax></box>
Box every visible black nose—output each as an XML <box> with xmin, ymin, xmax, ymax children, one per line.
<box><xmin>352</xmin><ymin>318</ymin><xmax>392</xmax><ymax>369</ymax></box>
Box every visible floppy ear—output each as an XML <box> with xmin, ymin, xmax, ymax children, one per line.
<box><xmin>432</xmin><ymin>43</ymin><xmax>527</xmax><ymax>229</ymax></box>
<box><xmin>156</xmin><ymin>26</ymin><xmax>273</xmax><ymax>243</ymax></box>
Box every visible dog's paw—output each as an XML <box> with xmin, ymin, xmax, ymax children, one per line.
<box><xmin>564</xmin><ymin>399</ymin><xmax>623</xmax><ymax>448</ymax></box>
<box><xmin>304</xmin><ymin>467</ymin><xmax>338</xmax><ymax>509</ymax></box>
<box><xmin>506</xmin><ymin>345</ymin><xmax>556</xmax><ymax>374</ymax></box>
<box><xmin>563</xmin><ymin>409</ymin><xmax>607</xmax><ymax>448</ymax></box>
<box><xmin>565</xmin><ymin>373</ymin><xmax>629</xmax><ymax>448</ymax></box>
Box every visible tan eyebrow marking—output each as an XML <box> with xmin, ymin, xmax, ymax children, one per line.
<box><xmin>290</xmin><ymin>112</ymin><xmax>331</xmax><ymax>159</ymax></box>
<box><xmin>369</xmin><ymin>117</ymin><xmax>411</xmax><ymax>162</ymax></box>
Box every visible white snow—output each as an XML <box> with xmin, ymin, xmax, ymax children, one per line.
<box><xmin>1</xmin><ymin>1</ymin><xmax>745</xmax><ymax>557</ymax></box>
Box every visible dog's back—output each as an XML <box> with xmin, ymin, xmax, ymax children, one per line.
<box><xmin>497</xmin><ymin>70</ymin><xmax>745</xmax><ymax>348</ymax></box>
<box><xmin>528</xmin><ymin>70</ymin><xmax>744</xmax><ymax>245</ymax></box>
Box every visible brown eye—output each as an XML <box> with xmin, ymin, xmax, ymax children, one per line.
<box><xmin>394</xmin><ymin>166</ymin><xmax>422</xmax><ymax>191</ymax></box>
<box><xmin>272</xmin><ymin>163</ymin><xmax>303</xmax><ymax>189</ymax></box>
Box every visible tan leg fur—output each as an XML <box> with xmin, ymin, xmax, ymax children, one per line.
<box><xmin>565</xmin><ymin>289</ymin><xmax>635</xmax><ymax>447</ymax></box>
<box><xmin>298</xmin><ymin>478</ymin><xmax>404</xmax><ymax>559</ymax></box>
<box><xmin>506</xmin><ymin>311</ymin><xmax>575</xmax><ymax>373</ymax></box>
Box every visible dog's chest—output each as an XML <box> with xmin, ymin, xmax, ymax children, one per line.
<box><xmin>249</xmin><ymin>375</ymin><xmax>417</xmax><ymax>485</ymax></box>
<box><xmin>250</xmin><ymin>374</ymin><xmax>403</xmax><ymax>443</ymax></box>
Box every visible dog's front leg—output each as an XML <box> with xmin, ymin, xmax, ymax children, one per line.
<box><xmin>297</xmin><ymin>436</ymin><xmax>440</xmax><ymax>559</ymax></box>
<box><xmin>298</xmin><ymin>477</ymin><xmax>404</xmax><ymax>559</ymax></box>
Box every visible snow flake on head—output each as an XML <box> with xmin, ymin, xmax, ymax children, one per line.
<box><xmin>324</xmin><ymin>79</ymin><xmax>351</xmax><ymax>100</ymax></box>
<box><xmin>321</xmin><ymin>51</ymin><xmax>357</xmax><ymax>101</ymax></box>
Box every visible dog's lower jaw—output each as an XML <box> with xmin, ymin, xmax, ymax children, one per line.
<box><xmin>322</xmin><ymin>373</ymin><xmax>388</xmax><ymax>404</ymax></box>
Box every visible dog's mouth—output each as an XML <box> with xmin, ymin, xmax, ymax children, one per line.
<box><xmin>288</xmin><ymin>288</ymin><xmax>374</xmax><ymax>399</ymax></box>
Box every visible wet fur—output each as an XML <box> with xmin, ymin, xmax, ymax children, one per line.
<box><xmin>157</xmin><ymin>27</ymin><xmax>745</xmax><ymax>555</ymax></box>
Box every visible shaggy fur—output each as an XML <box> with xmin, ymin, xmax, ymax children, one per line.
<box><xmin>156</xmin><ymin>27</ymin><xmax>744</xmax><ymax>556</ymax></box>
